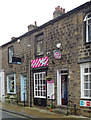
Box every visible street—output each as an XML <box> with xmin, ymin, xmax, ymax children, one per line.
<box><xmin>0</xmin><ymin>110</ymin><xmax>29</xmax><ymax>119</ymax></box>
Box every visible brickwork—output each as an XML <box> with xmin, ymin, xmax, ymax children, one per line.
<box><xmin>1</xmin><ymin>1</ymin><xmax>91</xmax><ymax>117</ymax></box>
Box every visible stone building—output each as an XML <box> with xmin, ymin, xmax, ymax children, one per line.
<box><xmin>1</xmin><ymin>1</ymin><xmax>91</xmax><ymax>117</ymax></box>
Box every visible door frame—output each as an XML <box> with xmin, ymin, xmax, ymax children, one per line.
<box><xmin>0</xmin><ymin>70</ymin><xmax>5</xmax><ymax>102</ymax></box>
<box><xmin>21</xmin><ymin>74</ymin><xmax>27</xmax><ymax>101</ymax></box>
<box><xmin>57</xmin><ymin>69</ymin><xmax>68</xmax><ymax>106</ymax></box>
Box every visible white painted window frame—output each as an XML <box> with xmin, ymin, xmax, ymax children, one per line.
<box><xmin>7</xmin><ymin>74</ymin><xmax>16</xmax><ymax>94</ymax></box>
<box><xmin>34</xmin><ymin>72</ymin><xmax>46</xmax><ymax>98</ymax></box>
<box><xmin>80</xmin><ymin>63</ymin><xmax>91</xmax><ymax>99</ymax></box>
<box><xmin>84</xmin><ymin>12</ymin><xmax>91</xmax><ymax>42</ymax></box>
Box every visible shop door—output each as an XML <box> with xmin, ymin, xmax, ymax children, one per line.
<box><xmin>61</xmin><ymin>75</ymin><xmax>68</xmax><ymax>105</ymax></box>
<box><xmin>21</xmin><ymin>75</ymin><xmax>27</xmax><ymax>101</ymax></box>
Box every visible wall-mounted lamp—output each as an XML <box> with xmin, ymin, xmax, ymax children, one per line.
<box><xmin>17</xmin><ymin>39</ymin><xmax>20</xmax><ymax>43</ymax></box>
<box><xmin>27</xmin><ymin>44</ymin><xmax>31</xmax><ymax>47</ymax></box>
<box><xmin>56</xmin><ymin>43</ymin><xmax>61</xmax><ymax>49</ymax></box>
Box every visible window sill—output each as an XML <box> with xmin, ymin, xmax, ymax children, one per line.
<box><xmin>34</xmin><ymin>96</ymin><xmax>46</xmax><ymax>99</ymax></box>
<box><xmin>7</xmin><ymin>92</ymin><xmax>16</xmax><ymax>94</ymax></box>
<box><xmin>84</xmin><ymin>41</ymin><xmax>91</xmax><ymax>45</ymax></box>
<box><xmin>80</xmin><ymin>97</ymin><xmax>91</xmax><ymax>100</ymax></box>
<box><xmin>35</xmin><ymin>53</ymin><xmax>44</xmax><ymax>57</ymax></box>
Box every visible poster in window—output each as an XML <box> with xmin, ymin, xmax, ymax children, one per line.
<box><xmin>47</xmin><ymin>80</ymin><xmax>55</xmax><ymax>99</ymax></box>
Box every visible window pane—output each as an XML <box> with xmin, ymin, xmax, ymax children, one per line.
<box><xmin>35</xmin><ymin>74</ymin><xmax>37</xmax><ymax>79</ymax></box>
<box><xmin>9</xmin><ymin>46</ymin><xmax>14</xmax><ymax>63</ymax></box>
<box><xmin>37</xmin><ymin>41</ymin><xmax>43</xmax><ymax>54</ymax></box>
<box><xmin>89</xmin><ymin>68</ymin><xmax>91</xmax><ymax>73</ymax></box>
<box><xmin>84</xmin><ymin>83</ymin><xmax>88</xmax><ymax>89</ymax></box>
<box><xmin>89</xmin><ymin>83</ymin><xmax>91</xmax><ymax>89</ymax></box>
<box><xmin>84</xmin><ymin>90</ymin><xmax>89</xmax><ymax>97</ymax></box>
<box><xmin>88</xmin><ymin>24</ymin><xmax>91</xmax><ymax>42</ymax></box>
<box><xmin>89</xmin><ymin>75</ymin><xmax>91</xmax><ymax>82</ymax></box>
<box><xmin>40</xmin><ymin>74</ymin><xmax>42</xmax><ymax>80</ymax></box>
<box><xmin>84</xmin><ymin>75</ymin><xmax>88</xmax><ymax>82</ymax></box>
<box><xmin>84</xmin><ymin>68</ymin><xmax>88</xmax><ymax>73</ymax></box>
<box><xmin>90</xmin><ymin>90</ymin><xmax>91</xmax><ymax>97</ymax></box>
<box><xmin>88</xmin><ymin>19</ymin><xmax>91</xmax><ymax>24</ymax></box>
<box><xmin>88</xmin><ymin>14</ymin><xmax>91</xmax><ymax>18</ymax></box>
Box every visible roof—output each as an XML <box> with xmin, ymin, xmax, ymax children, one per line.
<box><xmin>2</xmin><ymin>1</ymin><xmax>91</xmax><ymax>48</ymax></box>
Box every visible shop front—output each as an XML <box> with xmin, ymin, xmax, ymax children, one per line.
<box><xmin>31</xmin><ymin>56</ymin><xmax>48</xmax><ymax>106</ymax></box>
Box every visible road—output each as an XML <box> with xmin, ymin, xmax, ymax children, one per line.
<box><xmin>0</xmin><ymin>110</ymin><xmax>30</xmax><ymax>119</ymax></box>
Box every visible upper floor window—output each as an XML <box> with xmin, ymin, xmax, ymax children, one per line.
<box><xmin>8</xmin><ymin>46</ymin><xmax>14</xmax><ymax>63</ymax></box>
<box><xmin>84</xmin><ymin>13</ymin><xmax>91</xmax><ymax>42</ymax></box>
<box><xmin>35</xmin><ymin>33</ymin><xmax>44</xmax><ymax>56</ymax></box>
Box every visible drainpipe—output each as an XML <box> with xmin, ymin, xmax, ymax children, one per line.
<box><xmin>66</xmin><ymin>70</ymin><xmax>70</xmax><ymax>116</ymax></box>
<box><xmin>29</xmin><ymin>60</ymin><xmax>32</xmax><ymax>107</ymax></box>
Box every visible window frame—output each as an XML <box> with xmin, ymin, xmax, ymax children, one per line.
<box><xmin>7</xmin><ymin>74</ymin><xmax>16</xmax><ymax>94</ymax></box>
<box><xmin>84</xmin><ymin>13</ymin><xmax>91</xmax><ymax>43</ymax></box>
<box><xmin>35</xmin><ymin>33</ymin><xmax>44</xmax><ymax>56</ymax></box>
<box><xmin>8</xmin><ymin>46</ymin><xmax>14</xmax><ymax>64</ymax></box>
<box><xmin>80</xmin><ymin>63</ymin><xmax>91</xmax><ymax>99</ymax></box>
<box><xmin>34</xmin><ymin>72</ymin><xmax>46</xmax><ymax>98</ymax></box>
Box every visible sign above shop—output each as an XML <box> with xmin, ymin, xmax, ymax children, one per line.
<box><xmin>80</xmin><ymin>100</ymin><xmax>91</xmax><ymax>107</ymax></box>
<box><xmin>53</xmin><ymin>50</ymin><xmax>61</xmax><ymax>59</ymax></box>
<box><xmin>31</xmin><ymin>56</ymin><xmax>48</xmax><ymax>68</ymax></box>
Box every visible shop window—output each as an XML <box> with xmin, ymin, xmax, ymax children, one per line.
<box><xmin>80</xmin><ymin>63</ymin><xmax>91</xmax><ymax>99</ymax></box>
<box><xmin>84</xmin><ymin>13</ymin><xmax>91</xmax><ymax>42</ymax></box>
<box><xmin>7</xmin><ymin>74</ymin><xmax>16</xmax><ymax>94</ymax></box>
<box><xmin>34</xmin><ymin>72</ymin><xmax>46</xmax><ymax>98</ymax></box>
<box><xmin>8</xmin><ymin>46</ymin><xmax>14</xmax><ymax>63</ymax></box>
<box><xmin>35</xmin><ymin>33</ymin><xmax>44</xmax><ymax>56</ymax></box>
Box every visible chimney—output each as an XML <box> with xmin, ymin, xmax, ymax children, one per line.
<box><xmin>53</xmin><ymin>6</ymin><xmax>65</xmax><ymax>19</ymax></box>
<box><xmin>11</xmin><ymin>37</ymin><xmax>16</xmax><ymax>40</ymax></box>
<box><xmin>28</xmin><ymin>21</ymin><xmax>38</xmax><ymax>32</ymax></box>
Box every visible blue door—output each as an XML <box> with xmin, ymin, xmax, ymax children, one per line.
<box><xmin>21</xmin><ymin>75</ymin><xmax>27</xmax><ymax>101</ymax></box>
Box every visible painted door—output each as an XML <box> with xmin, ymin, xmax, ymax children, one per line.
<box><xmin>21</xmin><ymin>75</ymin><xmax>27</xmax><ymax>101</ymax></box>
<box><xmin>61</xmin><ymin>75</ymin><xmax>68</xmax><ymax>105</ymax></box>
<box><xmin>0</xmin><ymin>71</ymin><xmax>5</xmax><ymax>102</ymax></box>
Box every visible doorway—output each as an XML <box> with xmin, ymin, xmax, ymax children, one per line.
<box><xmin>61</xmin><ymin>75</ymin><xmax>68</xmax><ymax>105</ymax></box>
<box><xmin>21</xmin><ymin>74</ymin><xmax>27</xmax><ymax>101</ymax></box>
<box><xmin>0</xmin><ymin>71</ymin><xmax>5</xmax><ymax>102</ymax></box>
<box><xmin>57</xmin><ymin>70</ymin><xmax>68</xmax><ymax>106</ymax></box>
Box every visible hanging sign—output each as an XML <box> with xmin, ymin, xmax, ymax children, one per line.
<box><xmin>47</xmin><ymin>80</ymin><xmax>55</xmax><ymax>99</ymax></box>
<box><xmin>31</xmin><ymin>56</ymin><xmax>48</xmax><ymax>68</ymax></box>
<box><xmin>80</xmin><ymin>100</ymin><xmax>91</xmax><ymax>107</ymax></box>
<box><xmin>53</xmin><ymin>50</ymin><xmax>61</xmax><ymax>59</ymax></box>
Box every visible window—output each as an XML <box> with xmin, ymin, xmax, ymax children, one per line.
<box><xmin>7</xmin><ymin>74</ymin><xmax>16</xmax><ymax>94</ymax></box>
<box><xmin>37</xmin><ymin>40</ymin><xmax>43</xmax><ymax>55</ymax></box>
<box><xmin>8</xmin><ymin>46</ymin><xmax>14</xmax><ymax>63</ymax></box>
<box><xmin>80</xmin><ymin>63</ymin><xmax>91</xmax><ymax>99</ymax></box>
<box><xmin>34</xmin><ymin>72</ymin><xmax>46</xmax><ymax>98</ymax></box>
<box><xmin>84</xmin><ymin>13</ymin><xmax>91</xmax><ymax>42</ymax></box>
<box><xmin>35</xmin><ymin>33</ymin><xmax>44</xmax><ymax>55</ymax></box>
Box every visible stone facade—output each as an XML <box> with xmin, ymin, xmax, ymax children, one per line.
<box><xmin>1</xmin><ymin>1</ymin><xmax>91</xmax><ymax>117</ymax></box>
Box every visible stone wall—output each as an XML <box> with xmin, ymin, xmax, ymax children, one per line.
<box><xmin>1</xmin><ymin>1</ymin><xmax>91</xmax><ymax>117</ymax></box>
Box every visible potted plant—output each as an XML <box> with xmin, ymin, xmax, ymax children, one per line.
<box><xmin>45</xmin><ymin>76</ymin><xmax>52</xmax><ymax>81</ymax></box>
<box><xmin>49</xmin><ymin>105</ymin><xmax>52</xmax><ymax>112</ymax></box>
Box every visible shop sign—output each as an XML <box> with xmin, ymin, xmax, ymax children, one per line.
<box><xmin>47</xmin><ymin>80</ymin><xmax>55</xmax><ymax>99</ymax></box>
<box><xmin>80</xmin><ymin>100</ymin><xmax>91</xmax><ymax>107</ymax></box>
<box><xmin>53</xmin><ymin>50</ymin><xmax>61</xmax><ymax>59</ymax></box>
<box><xmin>31</xmin><ymin>56</ymin><xmax>48</xmax><ymax>68</ymax></box>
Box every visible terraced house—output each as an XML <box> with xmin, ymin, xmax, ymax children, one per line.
<box><xmin>1</xmin><ymin>1</ymin><xmax>91</xmax><ymax>117</ymax></box>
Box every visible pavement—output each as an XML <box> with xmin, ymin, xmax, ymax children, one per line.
<box><xmin>0</xmin><ymin>102</ymin><xmax>91</xmax><ymax>119</ymax></box>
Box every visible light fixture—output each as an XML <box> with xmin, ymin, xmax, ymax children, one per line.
<box><xmin>56</xmin><ymin>43</ymin><xmax>61</xmax><ymax>48</ymax></box>
<box><xmin>17</xmin><ymin>39</ymin><xmax>20</xmax><ymax>43</ymax></box>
